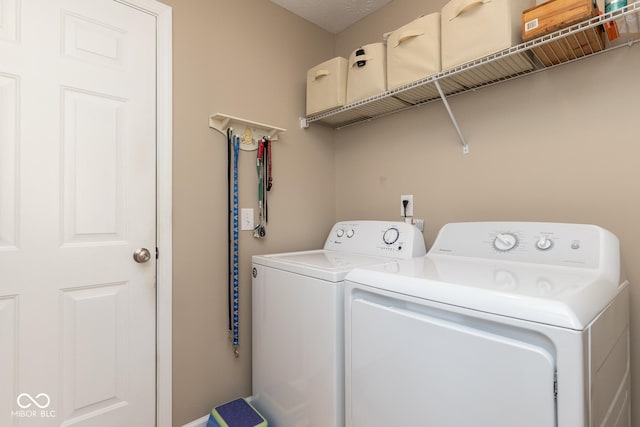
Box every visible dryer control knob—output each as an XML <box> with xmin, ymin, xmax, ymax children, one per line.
<box><xmin>536</xmin><ymin>236</ymin><xmax>553</xmax><ymax>250</ymax></box>
<box><xmin>336</xmin><ymin>228</ymin><xmax>345</xmax><ymax>238</ymax></box>
<box><xmin>493</xmin><ymin>233</ymin><xmax>518</xmax><ymax>251</ymax></box>
<box><xmin>346</xmin><ymin>229</ymin><xmax>355</xmax><ymax>238</ymax></box>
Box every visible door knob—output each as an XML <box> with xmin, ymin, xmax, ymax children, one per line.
<box><xmin>133</xmin><ymin>248</ymin><xmax>152</xmax><ymax>263</ymax></box>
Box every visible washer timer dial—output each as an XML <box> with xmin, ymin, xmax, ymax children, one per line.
<box><xmin>493</xmin><ymin>233</ymin><xmax>518</xmax><ymax>252</ymax></box>
<box><xmin>383</xmin><ymin>227</ymin><xmax>400</xmax><ymax>245</ymax></box>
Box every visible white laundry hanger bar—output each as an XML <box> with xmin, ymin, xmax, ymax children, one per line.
<box><xmin>209</xmin><ymin>113</ymin><xmax>286</xmax><ymax>151</ymax></box>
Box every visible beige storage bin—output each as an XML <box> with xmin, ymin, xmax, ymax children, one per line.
<box><xmin>306</xmin><ymin>57</ymin><xmax>348</xmax><ymax>116</ymax></box>
<box><xmin>346</xmin><ymin>43</ymin><xmax>387</xmax><ymax>104</ymax></box>
<box><xmin>441</xmin><ymin>0</ymin><xmax>535</xmax><ymax>70</ymax></box>
<box><xmin>387</xmin><ymin>13</ymin><xmax>441</xmax><ymax>90</ymax></box>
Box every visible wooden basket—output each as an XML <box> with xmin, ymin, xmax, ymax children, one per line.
<box><xmin>522</xmin><ymin>0</ymin><xmax>606</xmax><ymax>66</ymax></box>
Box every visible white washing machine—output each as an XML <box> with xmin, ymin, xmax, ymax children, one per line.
<box><xmin>251</xmin><ymin>220</ymin><xmax>426</xmax><ymax>427</ymax></box>
<box><xmin>345</xmin><ymin>222</ymin><xmax>630</xmax><ymax>427</ymax></box>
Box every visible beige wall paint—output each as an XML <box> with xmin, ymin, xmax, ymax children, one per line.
<box><xmin>165</xmin><ymin>0</ymin><xmax>638</xmax><ymax>424</ymax></box>
<box><xmin>335</xmin><ymin>0</ymin><xmax>640</xmax><ymax>424</ymax></box>
<box><xmin>164</xmin><ymin>0</ymin><xmax>336</xmax><ymax>425</ymax></box>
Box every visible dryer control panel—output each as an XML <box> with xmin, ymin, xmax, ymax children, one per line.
<box><xmin>429</xmin><ymin>222</ymin><xmax>619</xmax><ymax>269</ymax></box>
<box><xmin>324</xmin><ymin>221</ymin><xmax>426</xmax><ymax>258</ymax></box>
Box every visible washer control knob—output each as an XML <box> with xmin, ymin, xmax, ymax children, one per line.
<box><xmin>346</xmin><ymin>229</ymin><xmax>355</xmax><ymax>238</ymax></box>
<box><xmin>336</xmin><ymin>228</ymin><xmax>344</xmax><ymax>238</ymax></box>
<box><xmin>383</xmin><ymin>227</ymin><xmax>400</xmax><ymax>245</ymax></box>
<box><xmin>493</xmin><ymin>233</ymin><xmax>518</xmax><ymax>252</ymax></box>
<box><xmin>536</xmin><ymin>236</ymin><xmax>553</xmax><ymax>251</ymax></box>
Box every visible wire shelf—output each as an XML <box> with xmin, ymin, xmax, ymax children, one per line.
<box><xmin>304</xmin><ymin>3</ymin><xmax>640</xmax><ymax>130</ymax></box>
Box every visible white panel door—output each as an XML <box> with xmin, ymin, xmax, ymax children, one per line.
<box><xmin>0</xmin><ymin>0</ymin><xmax>157</xmax><ymax>426</ymax></box>
<box><xmin>347</xmin><ymin>294</ymin><xmax>557</xmax><ymax>427</ymax></box>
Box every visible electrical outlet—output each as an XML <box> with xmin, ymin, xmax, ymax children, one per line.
<box><xmin>400</xmin><ymin>195</ymin><xmax>414</xmax><ymax>217</ymax></box>
<box><xmin>241</xmin><ymin>208</ymin><xmax>254</xmax><ymax>230</ymax></box>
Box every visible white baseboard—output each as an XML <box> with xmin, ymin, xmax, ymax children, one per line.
<box><xmin>181</xmin><ymin>414</ymin><xmax>208</xmax><ymax>427</ymax></box>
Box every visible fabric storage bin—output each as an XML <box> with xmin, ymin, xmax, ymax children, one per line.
<box><xmin>386</xmin><ymin>13</ymin><xmax>441</xmax><ymax>90</ymax></box>
<box><xmin>306</xmin><ymin>57</ymin><xmax>348</xmax><ymax>116</ymax></box>
<box><xmin>441</xmin><ymin>0</ymin><xmax>536</xmax><ymax>70</ymax></box>
<box><xmin>346</xmin><ymin>43</ymin><xmax>387</xmax><ymax>104</ymax></box>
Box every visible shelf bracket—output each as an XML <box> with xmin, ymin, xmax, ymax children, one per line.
<box><xmin>434</xmin><ymin>80</ymin><xmax>469</xmax><ymax>155</ymax></box>
<box><xmin>300</xmin><ymin>117</ymin><xmax>309</xmax><ymax>129</ymax></box>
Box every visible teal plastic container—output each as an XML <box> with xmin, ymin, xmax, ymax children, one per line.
<box><xmin>605</xmin><ymin>0</ymin><xmax>628</xmax><ymax>12</ymax></box>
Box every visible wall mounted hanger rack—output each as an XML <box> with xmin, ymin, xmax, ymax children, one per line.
<box><xmin>210</xmin><ymin>113</ymin><xmax>286</xmax><ymax>151</ymax></box>
<box><xmin>210</xmin><ymin>114</ymin><xmax>285</xmax><ymax>356</ymax></box>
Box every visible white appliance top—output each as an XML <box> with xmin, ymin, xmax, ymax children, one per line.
<box><xmin>253</xmin><ymin>220</ymin><xmax>426</xmax><ymax>282</ymax></box>
<box><xmin>346</xmin><ymin>222</ymin><xmax>623</xmax><ymax>329</ymax></box>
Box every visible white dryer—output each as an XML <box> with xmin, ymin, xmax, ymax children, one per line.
<box><xmin>251</xmin><ymin>220</ymin><xmax>426</xmax><ymax>427</ymax></box>
<box><xmin>345</xmin><ymin>222</ymin><xmax>630</xmax><ymax>427</ymax></box>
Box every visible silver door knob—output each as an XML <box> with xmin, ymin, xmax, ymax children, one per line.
<box><xmin>133</xmin><ymin>248</ymin><xmax>152</xmax><ymax>263</ymax></box>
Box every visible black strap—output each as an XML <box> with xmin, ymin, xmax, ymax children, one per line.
<box><xmin>226</xmin><ymin>128</ymin><xmax>232</xmax><ymax>334</ymax></box>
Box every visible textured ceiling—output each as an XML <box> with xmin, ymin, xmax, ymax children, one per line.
<box><xmin>270</xmin><ymin>0</ymin><xmax>394</xmax><ymax>33</ymax></box>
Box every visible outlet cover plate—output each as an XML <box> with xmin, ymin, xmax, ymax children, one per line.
<box><xmin>400</xmin><ymin>195</ymin><xmax>414</xmax><ymax>217</ymax></box>
<box><xmin>241</xmin><ymin>208</ymin><xmax>254</xmax><ymax>230</ymax></box>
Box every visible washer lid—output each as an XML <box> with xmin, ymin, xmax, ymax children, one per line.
<box><xmin>253</xmin><ymin>249</ymin><xmax>390</xmax><ymax>282</ymax></box>
<box><xmin>346</xmin><ymin>256</ymin><xmax>624</xmax><ymax>330</ymax></box>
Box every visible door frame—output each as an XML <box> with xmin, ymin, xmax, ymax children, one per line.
<box><xmin>115</xmin><ymin>1</ymin><xmax>172</xmax><ymax>426</ymax></box>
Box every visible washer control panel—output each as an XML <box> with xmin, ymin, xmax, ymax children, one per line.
<box><xmin>430</xmin><ymin>222</ymin><xmax>615</xmax><ymax>268</ymax></box>
<box><xmin>325</xmin><ymin>221</ymin><xmax>426</xmax><ymax>258</ymax></box>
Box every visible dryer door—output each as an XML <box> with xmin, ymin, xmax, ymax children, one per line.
<box><xmin>346</xmin><ymin>289</ymin><xmax>557</xmax><ymax>427</ymax></box>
